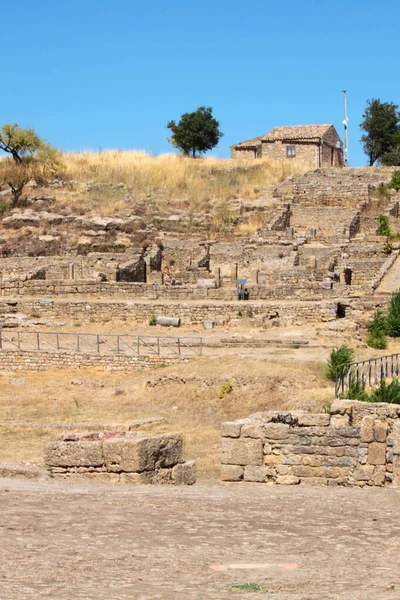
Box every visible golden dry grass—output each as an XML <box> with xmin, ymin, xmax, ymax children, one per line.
<box><xmin>60</xmin><ymin>151</ymin><xmax>311</xmax><ymax>216</ymax></box>
<box><xmin>0</xmin><ymin>356</ymin><xmax>331</xmax><ymax>480</ymax></box>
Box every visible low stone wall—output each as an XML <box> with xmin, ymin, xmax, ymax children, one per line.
<box><xmin>44</xmin><ymin>431</ymin><xmax>196</xmax><ymax>485</ymax></box>
<box><xmin>1</xmin><ymin>296</ymin><xmax>375</xmax><ymax>327</ymax></box>
<box><xmin>0</xmin><ymin>350</ymin><xmax>187</xmax><ymax>372</ymax></box>
<box><xmin>221</xmin><ymin>400</ymin><xmax>400</xmax><ymax>487</ymax></box>
<box><xmin>0</xmin><ymin>277</ymin><xmax>345</xmax><ymax>300</ymax></box>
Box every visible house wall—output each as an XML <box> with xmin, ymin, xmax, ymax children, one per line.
<box><xmin>231</xmin><ymin>146</ymin><xmax>261</xmax><ymax>159</ymax></box>
<box><xmin>261</xmin><ymin>140</ymin><xmax>318</xmax><ymax>166</ymax></box>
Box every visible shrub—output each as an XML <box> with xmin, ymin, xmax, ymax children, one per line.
<box><xmin>370</xmin><ymin>378</ymin><xmax>400</xmax><ymax>404</ymax></box>
<box><xmin>326</xmin><ymin>345</ymin><xmax>353</xmax><ymax>382</ymax></box>
<box><xmin>367</xmin><ymin>333</ymin><xmax>387</xmax><ymax>349</ymax></box>
<box><xmin>387</xmin><ymin>290</ymin><xmax>400</xmax><ymax>337</ymax></box>
<box><xmin>340</xmin><ymin>377</ymin><xmax>369</xmax><ymax>401</ymax></box>
<box><xmin>367</xmin><ymin>310</ymin><xmax>388</xmax><ymax>348</ymax></box>
<box><xmin>377</xmin><ymin>214</ymin><xmax>392</xmax><ymax>237</ymax></box>
<box><xmin>387</xmin><ymin>170</ymin><xmax>400</xmax><ymax>191</ymax></box>
<box><xmin>148</xmin><ymin>314</ymin><xmax>157</xmax><ymax>326</ymax></box>
<box><xmin>383</xmin><ymin>241</ymin><xmax>393</xmax><ymax>255</ymax></box>
<box><xmin>219</xmin><ymin>381</ymin><xmax>233</xmax><ymax>399</ymax></box>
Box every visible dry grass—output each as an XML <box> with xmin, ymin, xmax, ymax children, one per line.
<box><xmin>0</xmin><ymin>356</ymin><xmax>331</xmax><ymax>480</ymax></box>
<box><xmin>61</xmin><ymin>151</ymin><xmax>310</xmax><ymax>215</ymax></box>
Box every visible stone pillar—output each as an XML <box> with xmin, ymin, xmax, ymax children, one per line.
<box><xmin>69</xmin><ymin>263</ymin><xmax>75</xmax><ymax>280</ymax></box>
<box><xmin>286</xmin><ymin>227</ymin><xmax>294</xmax><ymax>240</ymax></box>
<box><xmin>231</xmin><ymin>264</ymin><xmax>238</xmax><ymax>284</ymax></box>
<box><xmin>309</xmin><ymin>256</ymin><xmax>317</xmax><ymax>270</ymax></box>
<box><xmin>251</xmin><ymin>269</ymin><xmax>259</xmax><ymax>285</ymax></box>
<box><xmin>214</xmin><ymin>268</ymin><xmax>221</xmax><ymax>288</ymax></box>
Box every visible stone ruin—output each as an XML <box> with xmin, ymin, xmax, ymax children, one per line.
<box><xmin>44</xmin><ymin>431</ymin><xmax>196</xmax><ymax>485</ymax></box>
<box><xmin>221</xmin><ymin>400</ymin><xmax>400</xmax><ymax>487</ymax></box>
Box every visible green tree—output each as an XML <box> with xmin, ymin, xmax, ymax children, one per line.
<box><xmin>360</xmin><ymin>99</ymin><xmax>400</xmax><ymax>166</ymax></box>
<box><xmin>166</xmin><ymin>106</ymin><xmax>223</xmax><ymax>157</ymax></box>
<box><xmin>0</xmin><ymin>123</ymin><xmax>63</xmax><ymax>206</ymax></box>
<box><xmin>381</xmin><ymin>146</ymin><xmax>400</xmax><ymax>166</ymax></box>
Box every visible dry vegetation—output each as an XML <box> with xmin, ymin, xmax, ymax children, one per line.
<box><xmin>61</xmin><ymin>151</ymin><xmax>310</xmax><ymax>215</ymax></box>
<box><xmin>0</xmin><ymin>356</ymin><xmax>331</xmax><ymax>481</ymax></box>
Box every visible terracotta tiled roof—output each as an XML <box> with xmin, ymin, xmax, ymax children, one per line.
<box><xmin>261</xmin><ymin>124</ymin><xmax>333</xmax><ymax>141</ymax></box>
<box><xmin>230</xmin><ymin>134</ymin><xmax>267</xmax><ymax>149</ymax></box>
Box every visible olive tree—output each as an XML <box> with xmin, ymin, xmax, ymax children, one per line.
<box><xmin>0</xmin><ymin>123</ymin><xmax>64</xmax><ymax>206</ymax></box>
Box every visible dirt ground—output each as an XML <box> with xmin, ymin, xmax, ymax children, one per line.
<box><xmin>0</xmin><ymin>478</ymin><xmax>399</xmax><ymax>599</ymax></box>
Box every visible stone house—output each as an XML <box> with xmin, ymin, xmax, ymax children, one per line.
<box><xmin>231</xmin><ymin>124</ymin><xmax>343</xmax><ymax>167</ymax></box>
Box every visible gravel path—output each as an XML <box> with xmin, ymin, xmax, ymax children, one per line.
<box><xmin>0</xmin><ymin>479</ymin><xmax>399</xmax><ymax>599</ymax></box>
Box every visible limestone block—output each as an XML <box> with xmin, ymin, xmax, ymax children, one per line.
<box><xmin>296</xmin><ymin>414</ymin><xmax>330</xmax><ymax>427</ymax></box>
<box><xmin>276</xmin><ymin>475</ymin><xmax>300</xmax><ymax>485</ymax></box>
<box><xmin>360</xmin><ymin>417</ymin><xmax>375</xmax><ymax>443</ymax></box>
<box><xmin>391</xmin><ymin>422</ymin><xmax>400</xmax><ymax>455</ymax></box>
<box><xmin>44</xmin><ymin>441</ymin><xmax>104</xmax><ymax>468</ymax></box>
<box><xmin>330</xmin><ymin>400</ymin><xmax>351</xmax><ymax>416</ymax></box>
<box><xmin>242</xmin><ymin>422</ymin><xmax>290</xmax><ymax>440</ymax></box>
<box><xmin>372</xmin><ymin>466</ymin><xmax>386</xmax><ymax>486</ymax></box>
<box><xmin>374</xmin><ymin>420</ymin><xmax>388</xmax><ymax>443</ymax></box>
<box><xmin>368</xmin><ymin>442</ymin><xmax>387</xmax><ymax>466</ymax></box>
<box><xmin>330</xmin><ymin>414</ymin><xmax>350</xmax><ymax>427</ymax></box>
<box><xmin>220</xmin><ymin>465</ymin><xmax>244</xmax><ymax>481</ymax></box>
<box><xmin>302</xmin><ymin>455</ymin><xmax>324</xmax><ymax>467</ymax></box>
<box><xmin>300</xmin><ymin>477</ymin><xmax>329</xmax><ymax>486</ymax></box>
<box><xmin>103</xmin><ymin>433</ymin><xmax>183</xmax><ymax>473</ymax></box>
<box><xmin>171</xmin><ymin>460</ymin><xmax>197</xmax><ymax>485</ymax></box>
<box><xmin>244</xmin><ymin>466</ymin><xmax>271</xmax><ymax>482</ymax></box>
<box><xmin>221</xmin><ymin>438</ymin><xmax>263</xmax><ymax>466</ymax></box>
<box><xmin>264</xmin><ymin>454</ymin><xmax>283</xmax><ymax>466</ymax></box>
<box><xmin>119</xmin><ymin>471</ymin><xmax>154</xmax><ymax>484</ymax></box>
<box><xmin>392</xmin><ymin>456</ymin><xmax>400</xmax><ymax>487</ymax></box>
<box><xmin>221</xmin><ymin>421</ymin><xmax>242</xmax><ymax>438</ymax></box>
<box><xmin>357</xmin><ymin>447</ymin><xmax>368</xmax><ymax>465</ymax></box>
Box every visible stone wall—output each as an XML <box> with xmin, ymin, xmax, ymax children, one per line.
<box><xmin>44</xmin><ymin>431</ymin><xmax>196</xmax><ymax>485</ymax></box>
<box><xmin>221</xmin><ymin>400</ymin><xmax>400</xmax><ymax>487</ymax></box>
<box><xmin>0</xmin><ymin>277</ymin><xmax>360</xmax><ymax>301</ymax></box>
<box><xmin>289</xmin><ymin>206</ymin><xmax>356</xmax><ymax>239</ymax></box>
<box><xmin>291</xmin><ymin>167</ymin><xmax>396</xmax><ymax>206</ymax></box>
<box><xmin>0</xmin><ymin>349</ymin><xmax>187</xmax><ymax>372</ymax></box>
<box><xmin>261</xmin><ymin>140</ymin><xmax>318</xmax><ymax>166</ymax></box>
<box><xmin>0</xmin><ymin>295</ymin><xmax>371</xmax><ymax>327</ymax></box>
<box><xmin>0</xmin><ymin>251</ymin><xmax>145</xmax><ymax>283</ymax></box>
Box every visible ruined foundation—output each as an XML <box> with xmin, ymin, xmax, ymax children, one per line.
<box><xmin>45</xmin><ymin>431</ymin><xmax>196</xmax><ymax>485</ymax></box>
<box><xmin>221</xmin><ymin>400</ymin><xmax>400</xmax><ymax>487</ymax></box>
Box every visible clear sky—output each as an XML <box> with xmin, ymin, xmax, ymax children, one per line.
<box><xmin>1</xmin><ymin>0</ymin><xmax>399</xmax><ymax>166</ymax></box>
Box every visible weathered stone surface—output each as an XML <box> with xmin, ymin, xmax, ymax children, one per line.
<box><xmin>44</xmin><ymin>441</ymin><xmax>104</xmax><ymax>467</ymax></box>
<box><xmin>221</xmin><ymin>438</ymin><xmax>263</xmax><ymax>466</ymax></box>
<box><xmin>244</xmin><ymin>466</ymin><xmax>270</xmax><ymax>482</ymax></box>
<box><xmin>372</xmin><ymin>465</ymin><xmax>386</xmax><ymax>486</ymax></box>
<box><xmin>330</xmin><ymin>414</ymin><xmax>350</xmax><ymax>427</ymax></box>
<box><xmin>276</xmin><ymin>475</ymin><xmax>300</xmax><ymax>485</ymax></box>
<box><xmin>360</xmin><ymin>417</ymin><xmax>375</xmax><ymax>443</ymax></box>
<box><xmin>297</xmin><ymin>414</ymin><xmax>330</xmax><ymax>427</ymax></box>
<box><xmin>368</xmin><ymin>442</ymin><xmax>387</xmax><ymax>466</ymax></box>
<box><xmin>220</xmin><ymin>465</ymin><xmax>244</xmax><ymax>481</ymax></box>
<box><xmin>374</xmin><ymin>420</ymin><xmax>388</xmax><ymax>443</ymax></box>
<box><xmin>103</xmin><ymin>433</ymin><xmax>183</xmax><ymax>473</ymax></box>
<box><xmin>171</xmin><ymin>461</ymin><xmax>197</xmax><ymax>485</ymax></box>
<box><xmin>221</xmin><ymin>421</ymin><xmax>242</xmax><ymax>438</ymax></box>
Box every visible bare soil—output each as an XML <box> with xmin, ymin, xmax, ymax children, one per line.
<box><xmin>0</xmin><ymin>478</ymin><xmax>399</xmax><ymax>599</ymax></box>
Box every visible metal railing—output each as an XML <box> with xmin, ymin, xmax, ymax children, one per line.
<box><xmin>0</xmin><ymin>330</ymin><xmax>203</xmax><ymax>357</ymax></box>
<box><xmin>335</xmin><ymin>352</ymin><xmax>400</xmax><ymax>398</ymax></box>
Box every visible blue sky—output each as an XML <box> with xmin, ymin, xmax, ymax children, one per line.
<box><xmin>1</xmin><ymin>0</ymin><xmax>399</xmax><ymax>165</ymax></box>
